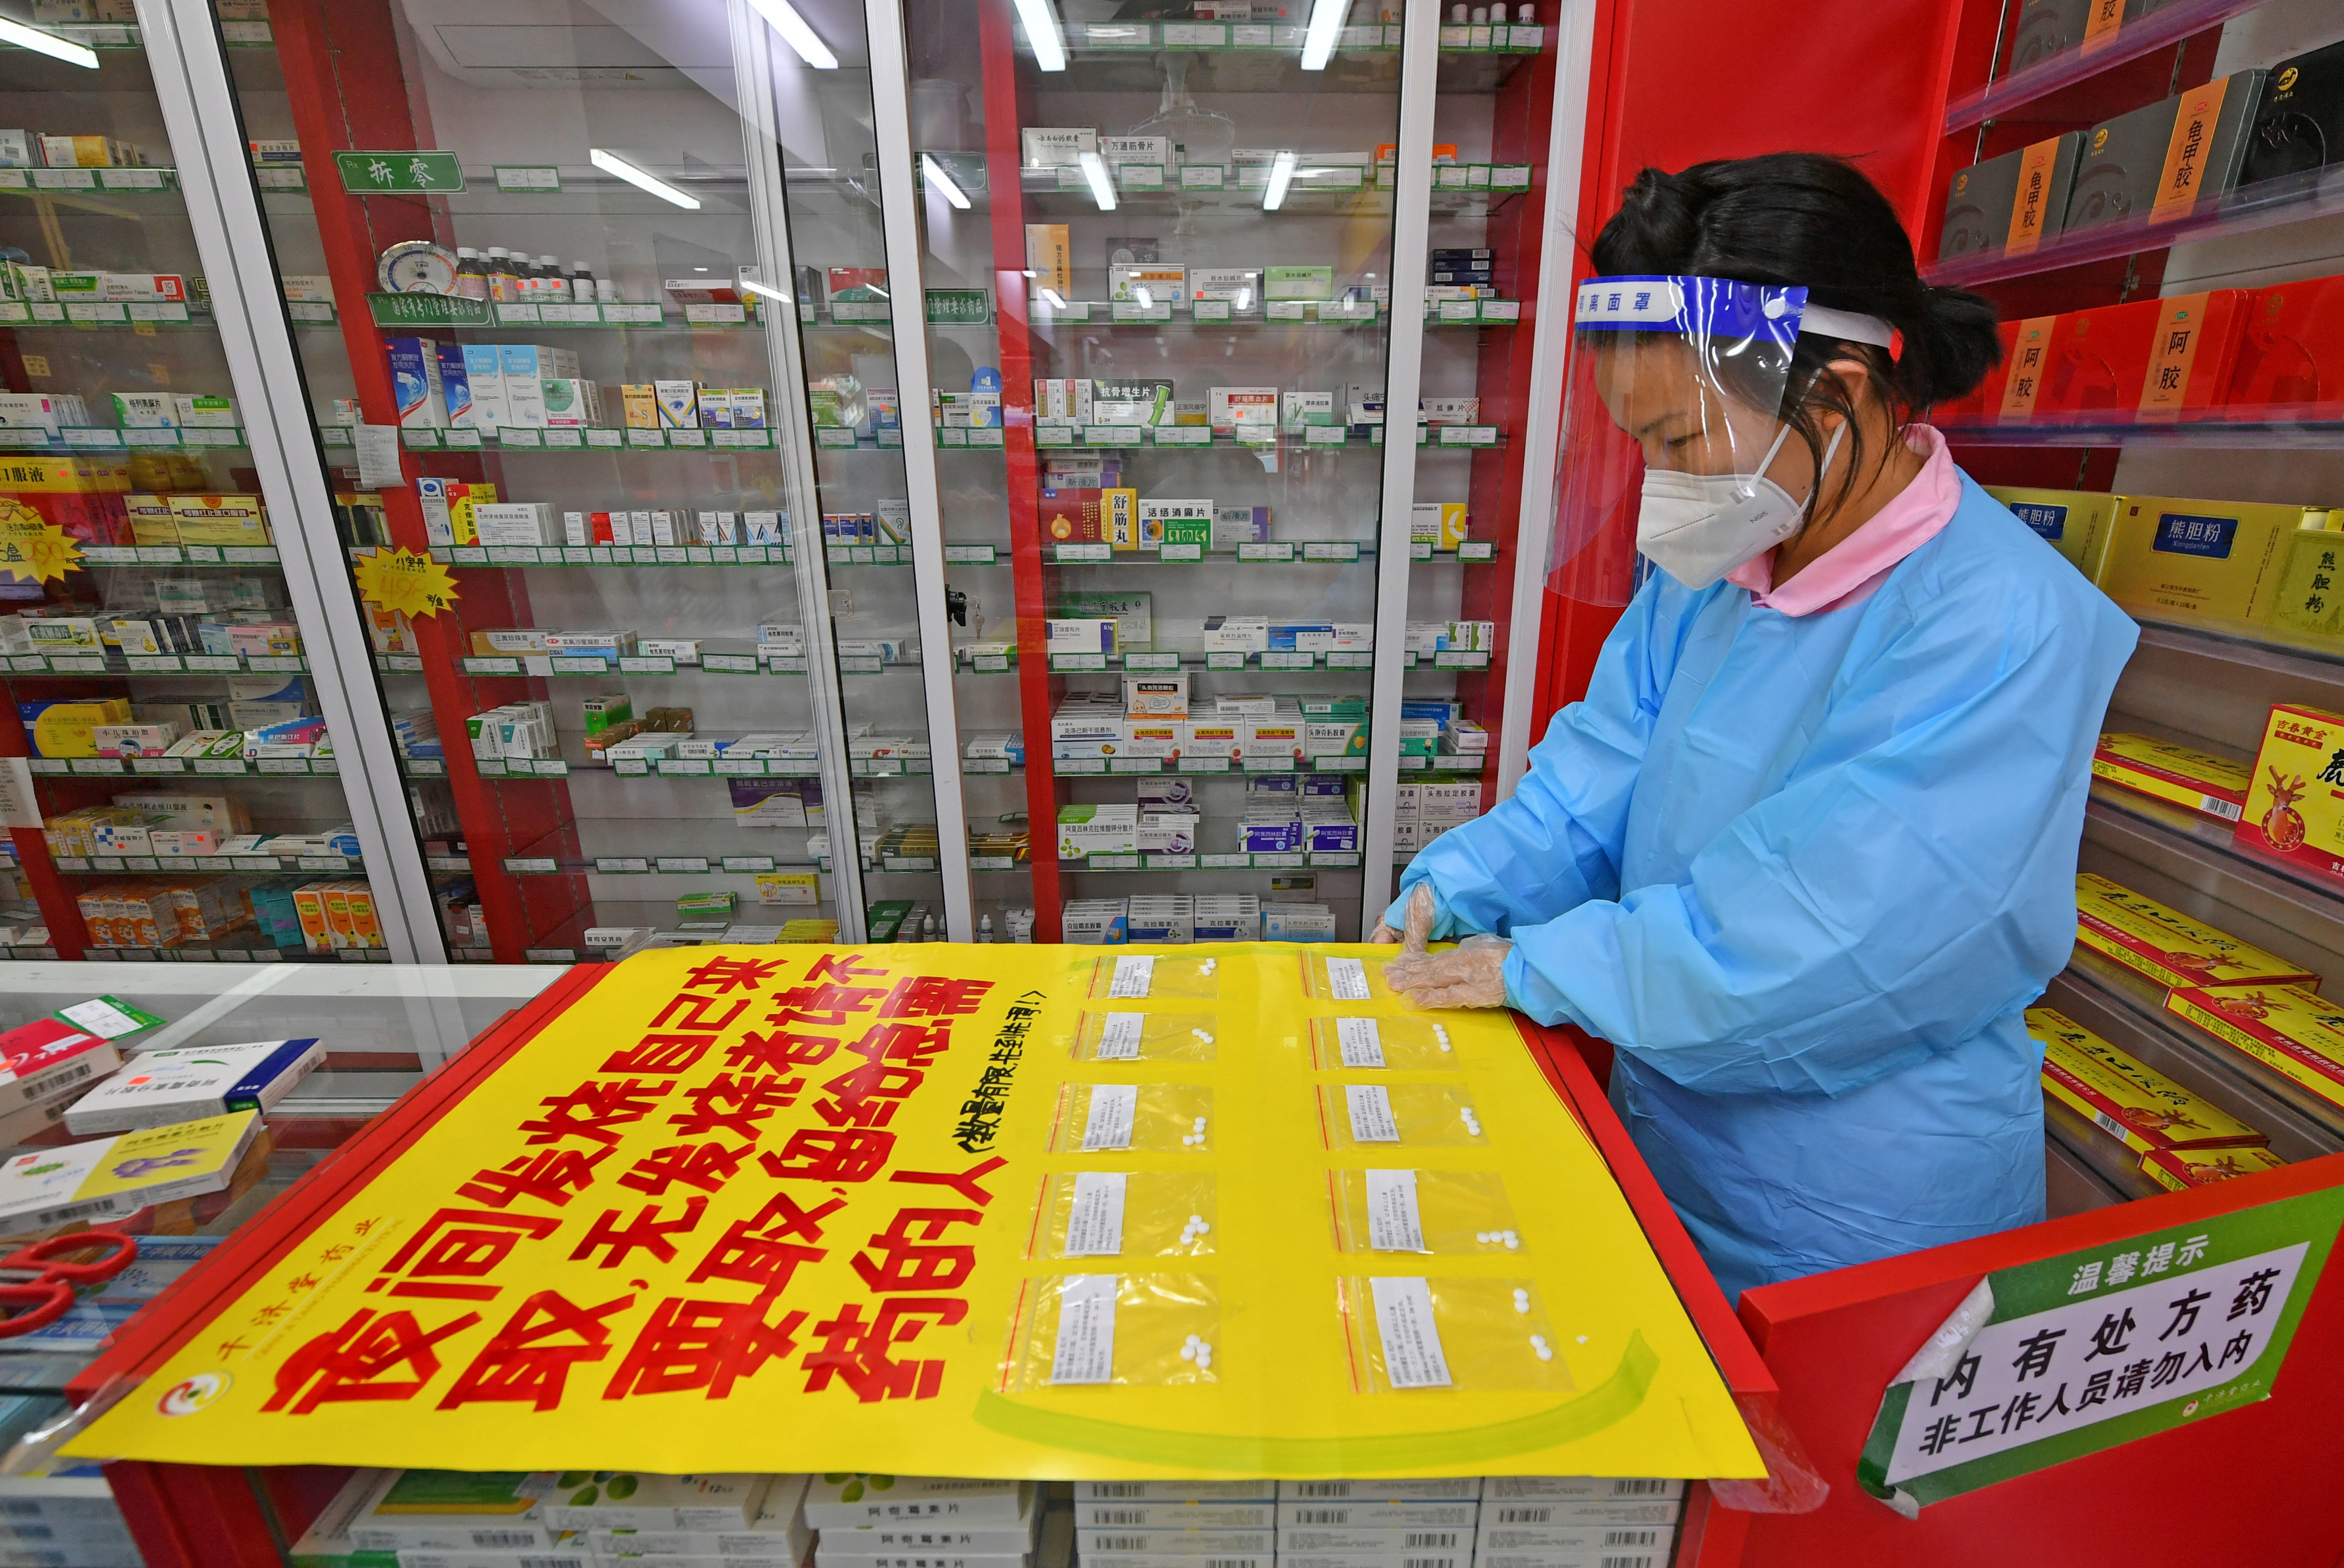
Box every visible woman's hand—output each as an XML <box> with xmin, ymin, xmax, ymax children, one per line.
<box><xmin>1369</xmin><ymin>883</ymin><xmax>1436</xmax><ymax>951</ymax></box>
<box><xmin>1385</xmin><ymin>934</ymin><xmax>1512</xmax><ymax>1010</ymax></box>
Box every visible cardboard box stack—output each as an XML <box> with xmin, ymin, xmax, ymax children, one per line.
<box><xmin>811</xmin><ymin>1475</ymin><xmax>1052</xmax><ymax>1568</ymax></box>
<box><xmin>1277</xmin><ymin>1479</ymin><xmax>1479</xmax><ymax>1568</ymax></box>
<box><xmin>1473</xmin><ymin>1478</ymin><xmax>1686</xmax><ymax>1568</ymax></box>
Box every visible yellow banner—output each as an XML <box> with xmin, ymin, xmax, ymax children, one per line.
<box><xmin>71</xmin><ymin>944</ymin><xmax>1760</xmax><ymax>1479</ymax></box>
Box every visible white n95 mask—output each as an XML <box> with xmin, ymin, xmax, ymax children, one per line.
<box><xmin>1636</xmin><ymin>417</ymin><xmax>1847</xmax><ymax>590</ymax></box>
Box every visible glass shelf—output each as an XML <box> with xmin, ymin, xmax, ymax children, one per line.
<box><xmin>1941</xmin><ymin>0</ymin><xmax>2268</xmax><ymax>132</ymax></box>
<box><xmin>1939</xmin><ymin>414</ymin><xmax>2344</xmax><ymax>449</ymax></box>
<box><xmin>1926</xmin><ymin>166</ymin><xmax>2344</xmax><ymax>288</ymax></box>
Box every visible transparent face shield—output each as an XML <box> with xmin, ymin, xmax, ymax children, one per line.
<box><xmin>1548</xmin><ymin>276</ymin><xmax>1869</xmax><ymax>597</ymax></box>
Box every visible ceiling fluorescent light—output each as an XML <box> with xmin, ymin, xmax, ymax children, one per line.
<box><xmin>0</xmin><ymin>16</ymin><xmax>98</xmax><ymax>68</ymax></box>
<box><xmin>746</xmin><ymin>0</ymin><xmax>838</xmax><ymax>68</ymax></box>
<box><xmin>921</xmin><ymin>154</ymin><xmax>971</xmax><ymax>209</ymax></box>
<box><xmin>590</xmin><ymin>148</ymin><xmax>701</xmax><ymax>210</ymax></box>
<box><xmin>1013</xmin><ymin>0</ymin><xmax>1067</xmax><ymax>70</ymax></box>
<box><xmin>1078</xmin><ymin>151</ymin><xmax>1116</xmax><ymax>212</ymax></box>
<box><xmin>1263</xmin><ymin>151</ymin><xmax>1297</xmax><ymax>211</ymax></box>
<box><xmin>1300</xmin><ymin>0</ymin><xmax>1343</xmax><ymax>69</ymax></box>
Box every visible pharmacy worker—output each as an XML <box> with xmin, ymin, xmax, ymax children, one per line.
<box><xmin>1374</xmin><ymin>154</ymin><xmax>2137</xmax><ymax>1301</ymax></box>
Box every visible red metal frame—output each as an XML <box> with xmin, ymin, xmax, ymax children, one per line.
<box><xmin>978</xmin><ymin>0</ymin><xmax>1064</xmax><ymax>941</ymax></box>
<box><xmin>1457</xmin><ymin>40</ymin><xmax>1563</xmax><ymax>811</ymax></box>
<box><xmin>272</xmin><ymin>0</ymin><xmax>595</xmax><ymax>962</ymax></box>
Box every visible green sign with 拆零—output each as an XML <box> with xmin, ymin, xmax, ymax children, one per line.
<box><xmin>335</xmin><ymin>150</ymin><xmax>465</xmax><ymax>194</ymax></box>
<box><xmin>1858</xmin><ymin>1185</ymin><xmax>2344</xmax><ymax>1513</ymax></box>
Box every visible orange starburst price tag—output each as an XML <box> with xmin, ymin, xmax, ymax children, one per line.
<box><xmin>0</xmin><ymin>500</ymin><xmax>82</xmax><ymax>585</ymax></box>
<box><xmin>352</xmin><ymin>546</ymin><xmax>459</xmax><ymax>618</ymax></box>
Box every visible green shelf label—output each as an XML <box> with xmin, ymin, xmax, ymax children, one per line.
<box><xmin>336</xmin><ymin>149</ymin><xmax>465</xmax><ymax>193</ymax></box>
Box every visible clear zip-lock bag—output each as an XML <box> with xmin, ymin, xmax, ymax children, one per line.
<box><xmin>1000</xmin><ymin>1271</ymin><xmax>1221</xmax><ymax>1390</ymax></box>
<box><xmin>1084</xmin><ymin>950</ymin><xmax>1222</xmax><ymax>1002</ymax></box>
<box><xmin>1336</xmin><ymin>1275</ymin><xmax>1574</xmax><ymax>1395</ymax></box>
<box><xmin>1073</xmin><ymin>1009</ymin><xmax>1222</xmax><ymax>1064</ymax></box>
<box><xmin>1049</xmin><ymin>1081</ymin><xmax>1216</xmax><ymax>1153</ymax></box>
<box><xmin>1308</xmin><ymin>1014</ymin><xmax>1460</xmax><ymax>1070</ymax></box>
<box><xmin>1318</xmin><ymin>1082</ymin><xmax>1489</xmax><ymax>1149</ymax></box>
<box><xmin>1327</xmin><ymin>1168</ymin><xmax>1524</xmax><ymax>1255</ymax></box>
<box><xmin>1299</xmin><ymin>948</ymin><xmax>1399</xmax><ymax>1003</ymax></box>
<box><xmin>1026</xmin><ymin>1170</ymin><xmax>1219</xmax><ymax>1260</ymax></box>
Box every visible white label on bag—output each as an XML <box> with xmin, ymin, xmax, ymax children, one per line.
<box><xmin>1052</xmin><ymin>1274</ymin><xmax>1119</xmax><ymax>1384</ymax></box>
<box><xmin>1110</xmin><ymin>954</ymin><xmax>1156</xmax><ymax>998</ymax></box>
<box><xmin>1082</xmin><ymin>1083</ymin><xmax>1139</xmax><ymax>1151</ymax></box>
<box><xmin>1326</xmin><ymin>955</ymin><xmax>1372</xmax><ymax>1000</ymax></box>
<box><xmin>1337</xmin><ymin>1016</ymin><xmax>1386</xmax><ymax>1068</ymax></box>
<box><xmin>1098</xmin><ymin>1012</ymin><xmax>1146</xmax><ymax>1060</ymax></box>
<box><xmin>1370</xmin><ymin>1276</ymin><xmax>1453</xmax><ymax>1388</ymax></box>
<box><xmin>1365</xmin><ymin>1169</ymin><xmax>1428</xmax><ymax>1253</ymax></box>
<box><xmin>1346</xmin><ymin>1084</ymin><xmax>1400</xmax><ymax>1143</ymax></box>
<box><xmin>1064</xmin><ymin>1171</ymin><xmax>1128</xmax><ymax>1257</ymax></box>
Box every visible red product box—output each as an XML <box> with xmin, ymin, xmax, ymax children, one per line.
<box><xmin>2224</xmin><ymin>272</ymin><xmax>2344</xmax><ymax>419</ymax></box>
<box><xmin>2033</xmin><ymin>290</ymin><xmax>2249</xmax><ymax>424</ymax></box>
<box><xmin>1039</xmin><ymin>486</ymin><xmax>1105</xmax><ymax>544</ymax></box>
<box><xmin>0</xmin><ymin>1018</ymin><xmax>122</xmax><ymax>1109</ymax></box>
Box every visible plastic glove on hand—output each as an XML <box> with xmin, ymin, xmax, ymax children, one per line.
<box><xmin>1388</xmin><ymin>934</ymin><xmax>1512</xmax><ymax>1010</ymax></box>
<box><xmin>1369</xmin><ymin>882</ymin><xmax>1436</xmax><ymax>950</ymax></box>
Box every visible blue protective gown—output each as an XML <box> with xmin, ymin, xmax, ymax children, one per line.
<box><xmin>1387</xmin><ymin>475</ymin><xmax>2137</xmax><ymax>1301</ymax></box>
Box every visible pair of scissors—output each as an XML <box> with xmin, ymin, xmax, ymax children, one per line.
<box><xmin>0</xmin><ymin>1232</ymin><xmax>137</xmax><ymax>1337</ymax></box>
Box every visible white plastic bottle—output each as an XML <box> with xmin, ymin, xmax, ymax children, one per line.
<box><xmin>538</xmin><ymin>255</ymin><xmax>569</xmax><ymax>301</ymax></box>
<box><xmin>978</xmin><ymin>913</ymin><xmax>993</xmax><ymax>943</ymax></box>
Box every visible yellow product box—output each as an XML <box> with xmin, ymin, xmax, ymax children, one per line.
<box><xmin>341</xmin><ymin>883</ymin><xmax>384</xmax><ymax>949</ymax></box>
<box><xmin>1984</xmin><ymin>485</ymin><xmax>2120</xmax><ymax>578</ymax></box>
<box><xmin>1024</xmin><ymin>223</ymin><xmax>1071</xmax><ymax>296</ymax></box>
<box><xmin>289</xmin><ymin>884</ymin><xmax>333</xmax><ymax>953</ymax></box>
<box><xmin>753</xmin><ymin>871</ymin><xmax>819</xmax><ymax>905</ymax></box>
<box><xmin>447</xmin><ymin>480</ymin><xmax>495</xmax><ymax>546</ymax></box>
<box><xmin>2236</xmin><ymin>701</ymin><xmax>2344</xmax><ymax>881</ymax></box>
<box><xmin>320</xmin><ymin>883</ymin><xmax>359</xmax><ymax>949</ymax></box>
<box><xmin>780</xmin><ymin>917</ymin><xmax>840</xmax><ymax>942</ymax></box>
<box><xmin>2264</xmin><ymin>519</ymin><xmax>2344</xmax><ymax>642</ymax></box>
<box><xmin>2166</xmin><ymin>982</ymin><xmax>2344</xmax><ymax>1114</ymax></box>
<box><xmin>1411</xmin><ymin>501</ymin><xmax>1470</xmax><ymax>551</ymax></box>
<box><xmin>2026</xmin><ymin>1005</ymin><xmax>2266</xmax><ymax>1152</ymax></box>
<box><xmin>1105</xmin><ymin>487</ymin><xmax>1139</xmax><ymax>549</ymax></box>
<box><xmin>2073</xmin><ymin>870</ymin><xmax>2318</xmax><ymax>991</ymax></box>
<box><xmin>20</xmin><ymin>697</ymin><xmax>132</xmax><ymax>759</ymax></box>
<box><xmin>2140</xmin><ymin>1144</ymin><xmax>2288</xmax><ymax>1192</ymax></box>
<box><xmin>123</xmin><ymin>493</ymin><xmax>178</xmax><ymax>546</ymax></box>
<box><xmin>167</xmin><ymin>494</ymin><xmax>270</xmax><ymax>547</ymax></box>
<box><xmin>2091</xmin><ymin>732</ymin><xmax>2250</xmax><ymax>824</ymax></box>
<box><xmin>366</xmin><ymin>606</ymin><xmax>415</xmax><ymax>655</ymax></box>
<box><xmin>621</xmin><ymin>385</ymin><xmax>658</xmax><ymax>430</ymax></box>
<box><xmin>2096</xmin><ymin>494</ymin><xmax>2327</xmax><ymax>628</ymax></box>
<box><xmin>467</xmin><ymin>628</ymin><xmax>552</xmax><ymax>656</ymax></box>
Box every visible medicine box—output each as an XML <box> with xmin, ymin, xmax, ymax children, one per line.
<box><xmin>2097</xmin><ymin>493</ymin><xmax>2327</xmax><ymax>630</ymax></box>
<box><xmin>1059</xmin><ymin>803</ymin><xmax>1138</xmax><ymax>858</ymax></box>
<box><xmin>1124</xmin><ymin>673</ymin><xmax>1189</xmax><ymax>716</ymax></box>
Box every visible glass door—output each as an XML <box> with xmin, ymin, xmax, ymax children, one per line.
<box><xmin>900</xmin><ymin>0</ymin><xmax>1414</xmax><ymax>943</ymax></box>
<box><xmin>0</xmin><ymin>3</ymin><xmax>421</xmax><ymax>962</ymax></box>
<box><xmin>210</xmin><ymin>0</ymin><xmax>948</xmax><ymax>959</ymax></box>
